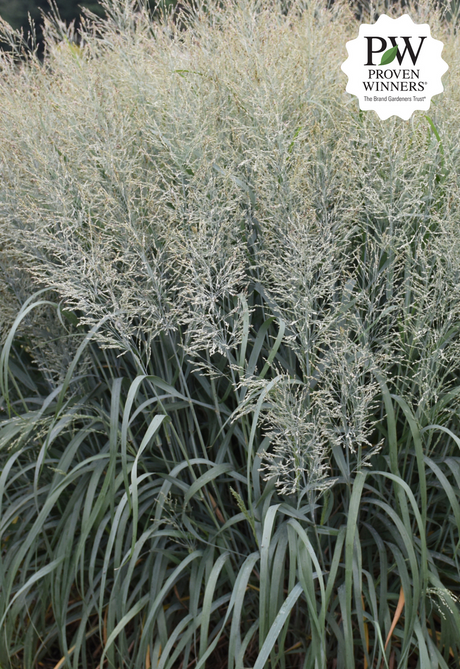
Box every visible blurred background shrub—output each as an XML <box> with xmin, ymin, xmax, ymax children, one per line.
<box><xmin>0</xmin><ymin>0</ymin><xmax>179</xmax><ymax>55</ymax></box>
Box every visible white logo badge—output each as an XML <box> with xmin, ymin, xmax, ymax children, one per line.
<box><xmin>341</xmin><ymin>14</ymin><xmax>448</xmax><ymax>120</ymax></box>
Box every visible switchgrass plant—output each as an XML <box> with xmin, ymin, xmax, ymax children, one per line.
<box><xmin>2</xmin><ymin>0</ymin><xmax>460</xmax><ymax>666</ymax></box>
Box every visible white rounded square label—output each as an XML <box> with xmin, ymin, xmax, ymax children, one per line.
<box><xmin>341</xmin><ymin>14</ymin><xmax>448</xmax><ymax>120</ymax></box>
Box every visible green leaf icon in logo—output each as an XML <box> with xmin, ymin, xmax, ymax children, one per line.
<box><xmin>380</xmin><ymin>45</ymin><xmax>398</xmax><ymax>65</ymax></box>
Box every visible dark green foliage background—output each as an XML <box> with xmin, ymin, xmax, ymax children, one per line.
<box><xmin>0</xmin><ymin>0</ymin><xmax>177</xmax><ymax>54</ymax></box>
<box><xmin>0</xmin><ymin>0</ymin><xmax>104</xmax><ymax>30</ymax></box>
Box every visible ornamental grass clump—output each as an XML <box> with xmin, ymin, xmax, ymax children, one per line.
<box><xmin>2</xmin><ymin>0</ymin><xmax>460</xmax><ymax>667</ymax></box>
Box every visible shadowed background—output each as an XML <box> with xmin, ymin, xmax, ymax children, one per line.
<box><xmin>0</xmin><ymin>0</ymin><xmax>180</xmax><ymax>55</ymax></box>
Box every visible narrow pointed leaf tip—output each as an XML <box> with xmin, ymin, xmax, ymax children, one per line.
<box><xmin>380</xmin><ymin>45</ymin><xmax>398</xmax><ymax>66</ymax></box>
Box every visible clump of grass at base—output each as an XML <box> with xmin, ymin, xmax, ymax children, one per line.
<box><xmin>2</xmin><ymin>0</ymin><xmax>460</xmax><ymax>667</ymax></box>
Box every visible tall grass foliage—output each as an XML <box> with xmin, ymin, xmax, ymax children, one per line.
<box><xmin>2</xmin><ymin>0</ymin><xmax>460</xmax><ymax>666</ymax></box>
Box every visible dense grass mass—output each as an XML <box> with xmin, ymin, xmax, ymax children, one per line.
<box><xmin>2</xmin><ymin>0</ymin><xmax>460</xmax><ymax>667</ymax></box>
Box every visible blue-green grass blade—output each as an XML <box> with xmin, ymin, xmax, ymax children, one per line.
<box><xmin>391</xmin><ymin>393</ymin><xmax>427</xmax><ymax>528</ymax></box>
<box><xmin>371</xmin><ymin>471</ymin><xmax>427</xmax><ymax>595</ymax></box>
<box><xmin>199</xmin><ymin>551</ymin><xmax>231</xmax><ymax>660</ymax></box>
<box><xmin>228</xmin><ymin>551</ymin><xmax>260</xmax><ymax>669</ymax></box>
<box><xmin>0</xmin><ymin>290</ymin><xmax>53</xmax><ymax>413</ymax></box>
<box><xmin>184</xmin><ymin>463</ymin><xmax>233</xmax><ymax>507</ymax></box>
<box><xmin>137</xmin><ymin>550</ymin><xmax>204</xmax><ymax>661</ymax></box>
<box><xmin>259</xmin><ymin>503</ymin><xmax>281</xmax><ymax>648</ymax></box>
<box><xmin>129</xmin><ymin>413</ymin><xmax>166</xmax><ymax>558</ymax></box>
<box><xmin>0</xmin><ymin>557</ymin><xmax>65</xmax><ymax>629</ymax></box>
<box><xmin>253</xmin><ymin>583</ymin><xmax>303</xmax><ymax>669</ymax></box>
<box><xmin>344</xmin><ymin>471</ymin><xmax>366</xmax><ymax>669</ymax></box>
